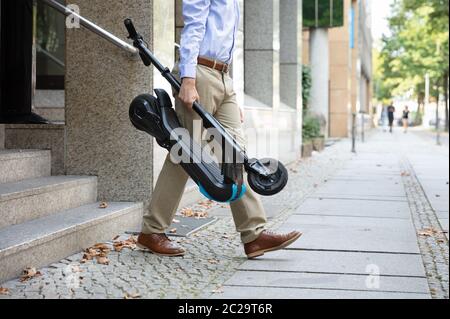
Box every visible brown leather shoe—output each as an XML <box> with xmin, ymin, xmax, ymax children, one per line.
<box><xmin>244</xmin><ymin>230</ymin><xmax>302</xmax><ymax>259</ymax></box>
<box><xmin>137</xmin><ymin>233</ymin><xmax>186</xmax><ymax>257</ymax></box>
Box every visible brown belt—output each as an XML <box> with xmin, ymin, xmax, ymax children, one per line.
<box><xmin>197</xmin><ymin>56</ymin><xmax>229</xmax><ymax>73</ymax></box>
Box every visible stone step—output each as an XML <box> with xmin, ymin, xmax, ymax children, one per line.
<box><xmin>0</xmin><ymin>176</ymin><xmax>97</xmax><ymax>229</ymax></box>
<box><xmin>34</xmin><ymin>90</ymin><xmax>65</xmax><ymax>123</ymax></box>
<box><xmin>35</xmin><ymin>106</ymin><xmax>65</xmax><ymax>123</ymax></box>
<box><xmin>0</xmin><ymin>150</ymin><xmax>51</xmax><ymax>184</ymax></box>
<box><xmin>0</xmin><ymin>202</ymin><xmax>143</xmax><ymax>283</ymax></box>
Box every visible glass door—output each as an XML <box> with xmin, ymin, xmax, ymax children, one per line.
<box><xmin>35</xmin><ymin>0</ymin><xmax>65</xmax><ymax>90</ymax></box>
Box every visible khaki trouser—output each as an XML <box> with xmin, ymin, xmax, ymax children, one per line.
<box><xmin>142</xmin><ymin>63</ymin><xmax>267</xmax><ymax>244</ymax></box>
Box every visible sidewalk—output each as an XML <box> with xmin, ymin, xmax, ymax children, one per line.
<box><xmin>214</xmin><ymin>128</ymin><xmax>448</xmax><ymax>299</ymax></box>
<box><xmin>0</xmin><ymin>128</ymin><xmax>448</xmax><ymax>299</ymax></box>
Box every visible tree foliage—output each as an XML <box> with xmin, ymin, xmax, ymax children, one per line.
<box><xmin>374</xmin><ymin>0</ymin><xmax>449</xmax><ymax>104</ymax></box>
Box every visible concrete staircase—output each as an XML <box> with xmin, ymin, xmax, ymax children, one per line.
<box><xmin>0</xmin><ymin>149</ymin><xmax>143</xmax><ymax>283</ymax></box>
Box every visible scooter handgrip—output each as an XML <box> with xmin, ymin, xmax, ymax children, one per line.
<box><xmin>124</xmin><ymin>19</ymin><xmax>138</xmax><ymax>40</ymax></box>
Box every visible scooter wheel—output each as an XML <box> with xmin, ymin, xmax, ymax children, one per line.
<box><xmin>248</xmin><ymin>158</ymin><xmax>289</xmax><ymax>196</ymax></box>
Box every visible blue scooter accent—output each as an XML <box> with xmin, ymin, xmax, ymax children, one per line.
<box><xmin>199</xmin><ymin>183</ymin><xmax>247</xmax><ymax>203</ymax></box>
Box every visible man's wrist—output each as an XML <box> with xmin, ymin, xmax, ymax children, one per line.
<box><xmin>182</xmin><ymin>77</ymin><xmax>196</xmax><ymax>86</ymax></box>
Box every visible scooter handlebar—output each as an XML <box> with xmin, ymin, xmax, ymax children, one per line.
<box><xmin>124</xmin><ymin>19</ymin><xmax>139</xmax><ymax>40</ymax></box>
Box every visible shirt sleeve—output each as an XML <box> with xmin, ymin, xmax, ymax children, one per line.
<box><xmin>179</xmin><ymin>0</ymin><xmax>211</xmax><ymax>79</ymax></box>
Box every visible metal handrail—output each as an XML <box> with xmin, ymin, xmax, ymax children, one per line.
<box><xmin>40</xmin><ymin>0</ymin><xmax>138</xmax><ymax>55</ymax></box>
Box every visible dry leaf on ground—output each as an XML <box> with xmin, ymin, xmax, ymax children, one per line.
<box><xmin>198</xmin><ymin>200</ymin><xmax>214</xmax><ymax>209</ymax></box>
<box><xmin>20</xmin><ymin>267</ymin><xmax>42</xmax><ymax>282</ymax></box>
<box><xmin>96</xmin><ymin>256</ymin><xmax>109</xmax><ymax>265</ymax></box>
<box><xmin>169</xmin><ymin>228</ymin><xmax>178</xmax><ymax>234</ymax></box>
<box><xmin>124</xmin><ymin>292</ymin><xmax>141</xmax><ymax>299</ymax></box>
<box><xmin>211</xmin><ymin>286</ymin><xmax>224</xmax><ymax>294</ymax></box>
<box><xmin>99</xmin><ymin>202</ymin><xmax>108</xmax><ymax>209</ymax></box>
<box><xmin>81</xmin><ymin>243</ymin><xmax>112</xmax><ymax>263</ymax></box>
<box><xmin>113</xmin><ymin>236</ymin><xmax>137</xmax><ymax>252</ymax></box>
<box><xmin>400</xmin><ymin>172</ymin><xmax>411</xmax><ymax>177</ymax></box>
<box><xmin>180</xmin><ymin>208</ymin><xmax>195</xmax><ymax>217</ymax></box>
<box><xmin>208</xmin><ymin>259</ymin><xmax>220</xmax><ymax>265</ymax></box>
<box><xmin>418</xmin><ymin>228</ymin><xmax>442</xmax><ymax>237</ymax></box>
<box><xmin>0</xmin><ymin>287</ymin><xmax>9</xmax><ymax>295</ymax></box>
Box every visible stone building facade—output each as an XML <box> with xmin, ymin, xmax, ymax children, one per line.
<box><xmin>303</xmin><ymin>0</ymin><xmax>373</xmax><ymax>138</ymax></box>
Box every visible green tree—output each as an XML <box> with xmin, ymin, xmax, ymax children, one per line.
<box><xmin>374</xmin><ymin>0</ymin><xmax>449</xmax><ymax>129</ymax></box>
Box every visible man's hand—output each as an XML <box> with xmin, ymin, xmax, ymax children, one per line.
<box><xmin>179</xmin><ymin>78</ymin><xmax>199</xmax><ymax>109</ymax></box>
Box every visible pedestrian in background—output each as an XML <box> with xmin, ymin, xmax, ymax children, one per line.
<box><xmin>387</xmin><ymin>103</ymin><xmax>396</xmax><ymax>133</ymax></box>
<box><xmin>402</xmin><ymin>106</ymin><xmax>410</xmax><ymax>133</ymax></box>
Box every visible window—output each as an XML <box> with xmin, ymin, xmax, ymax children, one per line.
<box><xmin>35</xmin><ymin>0</ymin><xmax>65</xmax><ymax>90</ymax></box>
<box><xmin>303</xmin><ymin>0</ymin><xmax>344</xmax><ymax>28</ymax></box>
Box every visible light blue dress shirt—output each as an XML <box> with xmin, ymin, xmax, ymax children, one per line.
<box><xmin>179</xmin><ymin>0</ymin><xmax>240</xmax><ymax>79</ymax></box>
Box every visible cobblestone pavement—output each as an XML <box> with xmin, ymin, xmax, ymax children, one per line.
<box><xmin>0</xmin><ymin>139</ymin><xmax>353</xmax><ymax>299</ymax></box>
<box><xmin>399</xmin><ymin>130</ymin><xmax>449</xmax><ymax>299</ymax></box>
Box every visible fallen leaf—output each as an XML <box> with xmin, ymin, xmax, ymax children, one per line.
<box><xmin>71</xmin><ymin>266</ymin><xmax>82</xmax><ymax>273</ymax></box>
<box><xmin>169</xmin><ymin>228</ymin><xmax>178</xmax><ymax>234</ymax></box>
<box><xmin>99</xmin><ymin>202</ymin><xmax>108</xmax><ymax>209</ymax></box>
<box><xmin>180</xmin><ymin>208</ymin><xmax>195</xmax><ymax>217</ymax></box>
<box><xmin>96</xmin><ymin>256</ymin><xmax>109</xmax><ymax>265</ymax></box>
<box><xmin>113</xmin><ymin>236</ymin><xmax>137</xmax><ymax>252</ymax></box>
<box><xmin>400</xmin><ymin>172</ymin><xmax>411</xmax><ymax>177</ymax></box>
<box><xmin>20</xmin><ymin>267</ymin><xmax>42</xmax><ymax>282</ymax></box>
<box><xmin>194</xmin><ymin>211</ymin><xmax>209</xmax><ymax>219</ymax></box>
<box><xmin>208</xmin><ymin>259</ymin><xmax>220</xmax><ymax>265</ymax></box>
<box><xmin>211</xmin><ymin>286</ymin><xmax>224</xmax><ymax>294</ymax></box>
<box><xmin>418</xmin><ymin>228</ymin><xmax>443</xmax><ymax>238</ymax></box>
<box><xmin>124</xmin><ymin>292</ymin><xmax>141</xmax><ymax>299</ymax></box>
<box><xmin>93</xmin><ymin>243</ymin><xmax>110</xmax><ymax>251</ymax></box>
<box><xmin>0</xmin><ymin>287</ymin><xmax>9</xmax><ymax>295</ymax></box>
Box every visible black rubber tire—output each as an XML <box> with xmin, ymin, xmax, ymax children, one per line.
<box><xmin>247</xmin><ymin>158</ymin><xmax>289</xmax><ymax>196</ymax></box>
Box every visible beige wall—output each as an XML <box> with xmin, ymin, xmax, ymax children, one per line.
<box><xmin>303</xmin><ymin>0</ymin><xmax>372</xmax><ymax>138</ymax></box>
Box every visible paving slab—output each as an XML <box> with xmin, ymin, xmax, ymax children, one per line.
<box><xmin>315</xmin><ymin>181</ymin><xmax>405</xmax><ymax>198</ymax></box>
<box><xmin>277</xmin><ymin>215</ymin><xmax>419</xmax><ymax>253</ymax></box>
<box><xmin>295</xmin><ymin>198</ymin><xmax>411</xmax><ymax>219</ymax></box>
<box><xmin>238</xmin><ymin>250</ymin><xmax>426</xmax><ymax>277</ymax></box>
<box><xmin>439</xmin><ymin>219</ymin><xmax>449</xmax><ymax>232</ymax></box>
<box><xmin>224</xmin><ymin>271</ymin><xmax>430</xmax><ymax>294</ymax></box>
<box><xmin>310</xmin><ymin>194</ymin><xmax>408</xmax><ymax>202</ymax></box>
<box><xmin>436</xmin><ymin>211</ymin><xmax>449</xmax><ymax>220</ymax></box>
<box><xmin>213</xmin><ymin>286</ymin><xmax>430</xmax><ymax>299</ymax></box>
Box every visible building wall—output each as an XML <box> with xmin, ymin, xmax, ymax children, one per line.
<box><xmin>303</xmin><ymin>0</ymin><xmax>372</xmax><ymax>138</ymax></box>
<box><xmin>329</xmin><ymin>0</ymin><xmax>352</xmax><ymax>137</ymax></box>
<box><xmin>65</xmin><ymin>0</ymin><xmax>154</xmax><ymax>205</ymax></box>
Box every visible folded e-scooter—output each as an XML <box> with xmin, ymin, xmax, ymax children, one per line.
<box><xmin>125</xmin><ymin>19</ymin><xmax>288</xmax><ymax>203</ymax></box>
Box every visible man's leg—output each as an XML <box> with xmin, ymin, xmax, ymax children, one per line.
<box><xmin>214</xmin><ymin>76</ymin><xmax>267</xmax><ymax>244</ymax></box>
<box><xmin>139</xmin><ymin>64</ymin><xmax>224</xmax><ymax>254</ymax></box>
<box><xmin>141</xmin><ymin>156</ymin><xmax>189</xmax><ymax>234</ymax></box>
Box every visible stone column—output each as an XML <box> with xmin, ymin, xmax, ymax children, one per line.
<box><xmin>65</xmin><ymin>0</ymin><xmax>153</xmax><ymax>204</ymax></box>
<box><xmin>309</xmin><ymin>28</ymin><xmax>330</xmax><ymax>135</ymax></box>
<box><xmin>280</xmin><ymin>0</ymin><xmax>303</xmax><ymax>111</ymax></box>
<box><xmin>244</xmin><ymin>0</ymin><xmax>280</xmax><ymax>108</ymax></box>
